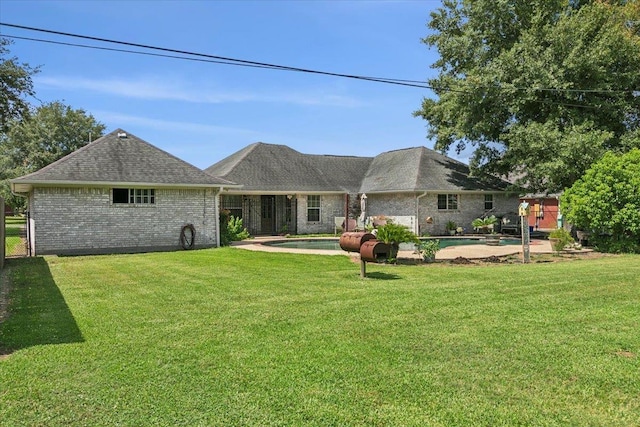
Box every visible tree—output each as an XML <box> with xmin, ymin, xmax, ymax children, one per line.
<box><xmin>0</xmin><ymin>38</ymin><xmax>40</xmax><ymax>133</ymax></box>
<box><xmin>0</xmin><ymin>101</ymin><xmax>106</xmax><ymax>209</ymax></box>
<box><xmin>561</xmin><ymin>149</ymin><xmax>640</xmax><ymax>253</ymax></box>
<box><xmin>415</xmin><ymin>1</ymin><xmax>640</xmax><ymax>194</ymax></box>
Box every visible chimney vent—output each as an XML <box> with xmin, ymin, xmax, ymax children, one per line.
<box><xmin>117</xmin><ymin>132</ymin><xmax>127</xmax><ymax>138</ymax></box>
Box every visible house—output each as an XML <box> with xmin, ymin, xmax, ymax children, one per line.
<box><xmin>206</xmin><ymin>143</ymin><xmax>519</xmax><ymax>236</ymax></box>
<box><xmin>10</xmin><ymin>129</ymin><xmax>239</xmax><ymax>255</ymax></box>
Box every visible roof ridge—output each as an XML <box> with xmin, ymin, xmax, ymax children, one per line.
<box><xmin>11</xmin><ymin>128</ymin><xmax>119</xmax><ymax>181</ymax></box>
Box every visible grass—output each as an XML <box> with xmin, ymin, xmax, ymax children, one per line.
<box><xmin>4</xmin><ymin>216</ymin><xmax>26</xmax><ymax>256</ymax></box>
<box><xmin>1</xmin><ymin>249</ymin><xmax>639</xmax><ymax>426</ymax></box>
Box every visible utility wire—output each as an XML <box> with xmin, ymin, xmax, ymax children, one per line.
<box><xmin>1</xmin><ymin>22</ymin><xmax>634</xmax><ymax>104</ymax></box>
<box><xmin>0</xmin><ymin>22</ymin><xmax>438</xmax><ymax>90</ymax></box>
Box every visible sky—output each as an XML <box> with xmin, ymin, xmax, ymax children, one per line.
<box><xmin>0</xmin><ymin>0</ymin><xmax>450</xmax><ymax>169</ymax></box>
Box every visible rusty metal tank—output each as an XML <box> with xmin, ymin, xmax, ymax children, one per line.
<box><xmin>339</xmin><ymin>232</ymin><xmax>376</xmax><ymax>252</ymax></box>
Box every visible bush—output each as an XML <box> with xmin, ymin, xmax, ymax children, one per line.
<box><xmin>418</xmin><ymin>239</ymin><xmax>440</xmax><ymax>262</ymax></box>
<box><xmin>548</xmin><ymin>228</ymin><xmax>574</xmax><ymax>252</ymax></box>
<box><xmin>561</xmin><ymin>149</ymin><xmax>640</xmax><ymax>253</ymax></box>
<box><xmin>472</xmin><ymin>215</ymin><xmax>497</xmax><ymax>233</ymax></box>
<box><xmin>375</xmin><ymin>220</ymin><xmax>419</xmax><ymax>263</ymax></box>
<box><xmin>219</xmin><ymin>210</ymin><xmax>250</xmax><ymax>246</ymax></box>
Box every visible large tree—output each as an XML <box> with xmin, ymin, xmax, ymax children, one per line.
<box><xmin>415</xmin><ymin>0</ymin><xmax>640</xmax><ymax>194</ymax></box>
<box><xmin>0</xmin><ymin>101</ymin><xmax>106</xmax><ymax>208</ymax></box>
<box><xmin>0</xmin><ymin>38</ymin><xmax>40</xmax><ymax>134</ymax></box>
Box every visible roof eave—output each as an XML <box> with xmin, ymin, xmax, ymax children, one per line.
<box><xmin>10</xmin><ymin>180</ymin><xmax>242</xmax><ymax>193</ymax></box>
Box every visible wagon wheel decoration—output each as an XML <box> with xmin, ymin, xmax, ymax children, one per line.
<box><xmin>180</xmin><ymin>224</ymin><xmax>195</xmax><ymax>250</ymax></box>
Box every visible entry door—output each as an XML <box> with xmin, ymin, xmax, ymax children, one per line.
<box><xmin>261</xmin><ymin>196</ymin><xmax>276</xmax><ymax>234</ymax></box>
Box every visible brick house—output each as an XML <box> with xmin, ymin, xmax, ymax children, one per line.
<box><xmin>206</xmin><ymin>143</ymin><xmax>519</xmax><ymax>236</ymax></box>
<box><xmin>10</xmin><ymin>129</ymin><xmax>239</xmax><ymax>255</ymax></box>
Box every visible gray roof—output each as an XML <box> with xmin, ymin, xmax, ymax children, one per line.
<box><xmin>360</xmin><ymin>147</ymin><xmax>508</xmax><ymax>193</ymax></box>
<box><xmin>206</xmin><ymin>143</ymin><xmax>509</xmax><ymax>194</ymax></box>
<box><xmin>11</xmin><ymin>129</ymin><xmax>238</xmax><ymax>192</ymax></box>
<box><xmin>205</xmin><ymin>142</ymin><xmax>370</xmax><ymax>193</ymax></box>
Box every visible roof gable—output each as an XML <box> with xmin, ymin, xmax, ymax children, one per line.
<box><xmin>360</xmin><ymin>147</ymin><xmax>509</xmax><ymax>193</ymax></box>
<box><xmin>11</xmin><ymin>129</ymin><xmax>237</xmax><ymax>191</ymax></box>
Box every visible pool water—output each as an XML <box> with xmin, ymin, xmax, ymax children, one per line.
<box><xmin>265</xmin><ymin>237</ymin><xmax>521</xmax><ymax>251</ymax></box>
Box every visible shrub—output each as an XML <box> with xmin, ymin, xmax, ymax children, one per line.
<box><xmin>418</xmin><ymin>239</ymin><xmax>440</xmax><ymax>262</ymax></box>
<box><xmin>548</xmin><ymin>228</ymin><xmax>574</xmax><ymax>252</ymax></box>
<box><xmin>219</xmin><ymin>210</ymin><xmax>250</xmax><ymax>246</ymax></box>
<box><xmin>561</xmin><ymin>149</ymin><xmax>640</xmax><ymax>253</ymax></box>
<box><xmin>375</xmin><ymin>220</ymin><xmax>419</xmax><ymax>262</ymax></box>
<box><xmin>472</xmin><ymin>215</ymin><xmax>497</xmax><ymax>233</ymax></box>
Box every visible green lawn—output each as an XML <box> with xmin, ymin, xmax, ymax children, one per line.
<box><xmin>4</xmin><ymin>216</ymin><xmax>26</xmax><ymax>256</ymax></box>
<box><xmin>1</xmin><ymin>249</ymin><xmax>639</xmax><ymax>426</ymax></box>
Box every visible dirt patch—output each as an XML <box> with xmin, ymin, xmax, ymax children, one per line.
<box><xmin>450</xmin><ymin>256</ymin><xmax>474</xmax><ymax>265</ymax></box>
<box><xmin>615</xmin><ymin>350</ymin><xmax>636</xmax><ymax>358</ymax></box>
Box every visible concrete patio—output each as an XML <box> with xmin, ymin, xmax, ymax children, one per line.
<box><xmin>230</xmin><ymin>236</ymin><xmax>554</xmax><ymax>260</ymax></box>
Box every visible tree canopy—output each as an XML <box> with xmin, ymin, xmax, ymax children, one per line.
<box><xmin>561</xmin><ymin>149</ymin><xmax>640</xmax><ymax>253</ymax></box>
<box><xmin>0</xmin><ymin>38</ymin><xmax>39</xmax><ymax>134</ymax></box>
<box><xmin>0</xmin><ymin>101</ymin><xmax>106</xmax><ymax>208</ymax></box>
<box><xmin>415</xmin><ymin>0</ymin><xmax>640</xmax><ymax>194</ymax></box>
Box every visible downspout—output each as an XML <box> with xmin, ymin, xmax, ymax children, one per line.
<box><xmin>415</xmin><ymin>192</ymin><xmax>427</xmax><ymax>235</ymax></box>
<box><xmin>215</xmin><ymin>187</ymin><xmax>222</xmax><ymax>247</ymax></box>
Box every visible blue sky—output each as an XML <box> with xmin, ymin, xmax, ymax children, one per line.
<box><xmin>1</xmin><ymin>0</ymin><xmax>448</xmax><ymax>169</ymax></box>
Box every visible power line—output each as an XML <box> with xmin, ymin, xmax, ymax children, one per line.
<box><xmin>0</xmin><ymin>22</ymin><xmax>437</xmax><ymax>90</ymax></box>
<box><xmin>1</xmin><ymin>22</ymin><xmax>635</xmax><ymax>104</ymax></box>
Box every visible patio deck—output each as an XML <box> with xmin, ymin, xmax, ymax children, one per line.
<box><xmin>230</xmin><ymin>236</ymin><xmax>555</xmax><ymax>260</ymax></box>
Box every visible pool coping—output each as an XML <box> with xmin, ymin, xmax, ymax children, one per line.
<box><xmin>230</xmin><ymin>236</ymin><xmax>556</xmax><ymax>260</ymax></box>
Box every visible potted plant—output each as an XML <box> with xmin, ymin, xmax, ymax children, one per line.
<box><xmin>418</xmin><ymin>239</ymin><xmax>440</xmax><ymax>262</ymax></box>
<box><xmin>484</xmin><ymin>232</ymin><xmax>501</xmax><ymax>246</ymax></box>
<box><xmin>446</xmin><ymin>220</ymin><xmax>457</xmax><ymax>235</ymax></box>
<box><xmin>375</xmin><ymin>220</ymin><xmax>420</xmax><ymax>263</ymax></box>
<box><xmin>472</xmin><ymin>215</ymin><xmax>498</xmax><ymax>234</ymax></box>
<box><xmin>548</xmin><ymin>228</ymin><xmax>573</xmax><ymax>253</ymax></box>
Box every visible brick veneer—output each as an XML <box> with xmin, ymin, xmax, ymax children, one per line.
<box><xmin>30</xmin><ymin>187</ymin><xmax>218</xmax><ymax>255</ymax></box>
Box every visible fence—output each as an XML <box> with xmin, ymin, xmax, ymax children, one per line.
<box><xmin>2</xmin><ymin>200</ymin><xmax>29</xmax><ymax>260</ymax></box>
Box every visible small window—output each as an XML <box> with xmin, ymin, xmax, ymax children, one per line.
<box><xmin>437</xmin><ymin>194</ymin><xmax>458</xmax><ymax>210</ymax></box>
<box><xmin>484</xmin><ymin>194</ymin><xmax>494</xmax><ymax>210</ymax></box>
<box><xmin>113</xmin><ymin>188</ymin><xmax>155</xmax><ymax>205</ymax></box>
<box><xmin>307</xmin><ymin>195</ymin><xmax>320</xmax><ymax>222</ymax></box>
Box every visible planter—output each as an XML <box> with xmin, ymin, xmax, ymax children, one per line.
<box><xmin>485</xmin><ymin>235</ymin><xmax>501</xmax><ymax>246</ymax></box>
<box><xmin>448</xmin><ymin>229</ymin><xmax>456</xmax><ymax>236</ymax></box>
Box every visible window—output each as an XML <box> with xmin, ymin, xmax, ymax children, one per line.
<box><xmin>437</xmin><ymin>194</ymin><xmax>458</xmax><ymax>210</ymax></box>
<box><xmin>112</xmin><ymin>188</ymin><xmax>155</xmax><ymax>205</ymax></box>
<box><xmin>484</xmin><ymin>194</ymin><xmax>494</xmax><ymax>210</ymax></box>
<box><xmin>221</xmin><ymin>195</ymin><xmax>243</xmax><ymax>219</ymax></box>
<box><xmin>307</xmin><ymin>195</ymin><xmax>320</xmax><ymax>222</ymax></box>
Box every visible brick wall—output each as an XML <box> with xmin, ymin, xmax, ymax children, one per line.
<box><xmin>418</xmin><ymin>193</ymin><xmax>519</xmax><ymax>235</ymax></box>
<box><xmin>296</xmin><ymin>193</ymin><xmax>345</xmax><ymax>234</ymax></box>
<box><xmin>31</xmin><ymin>187</ymin><xmax>218</xmax><ymax>255</ymax></box>
<box><xmin>367</xmin><ymin>192</ymin><xmax>519</xmax><ymax>236</ymax></box>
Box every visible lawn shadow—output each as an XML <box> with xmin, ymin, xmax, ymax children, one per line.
<box><xmin>0</xmin><ymin>257</ymin><xmax>84</xmax><ymax>356</ymax></box>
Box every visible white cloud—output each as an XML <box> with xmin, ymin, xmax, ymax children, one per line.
<box><xmin>92</xmin><ymin>110</ymin><xmax>261</xmax><ymax>137</ymax></box>
<box><xmin>36</xmin><ymin>75</ymin><xmax>364</xmax><ymax>107</ymax></box>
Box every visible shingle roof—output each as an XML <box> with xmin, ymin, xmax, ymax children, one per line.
<box><xmin>206</xmin><ymin>143</ymin><xmax>509</xmax><ymax>194</ymax></box>
<box><xmin>205</xmin><ymin>142</ymin><xmax>370</xmax><ymax>193</ymax></box>
<box><xmin>360</xmin><ymin>147</ymin><xmax>509</xmax><ymax>193</ymax></box>
<box><xmin>11</xmin><ymin>129</ymin><xmax>238</xmax><ymax>192</ymax></box>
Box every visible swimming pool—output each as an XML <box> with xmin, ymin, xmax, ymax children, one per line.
<box><xmin>264</xmin><ymin>237</ymin><xmax>521</xmax><ymax>251</ymax></box>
